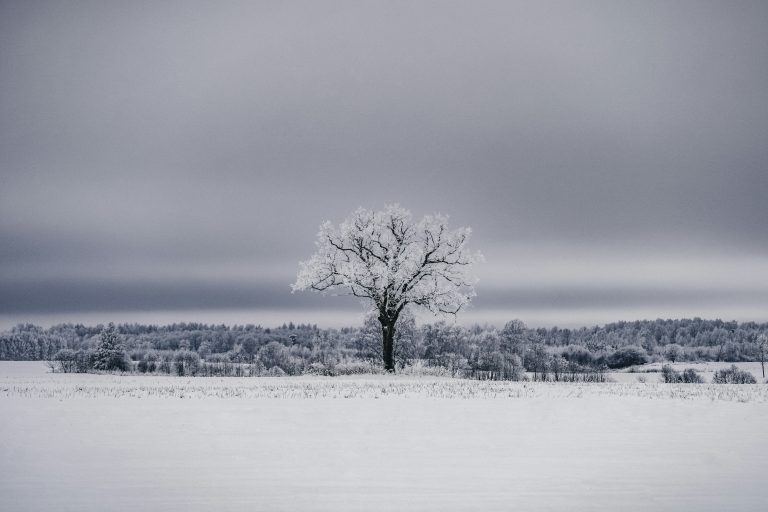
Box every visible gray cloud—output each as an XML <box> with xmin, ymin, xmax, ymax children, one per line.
<box><xmin>1</xmin><ymin>0</ymin><xmax>767</xmax><ymax>326</ymax></box>
<box><xmin>0</xmin><ymin>277</ymin><xmax>356</xmax><ymax>313</ymax></box>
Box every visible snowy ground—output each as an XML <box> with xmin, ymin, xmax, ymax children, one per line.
<box><xmin>1</xmin><ymin>362</ymin><xmax>767</xmax><ymax>511</ymax></box>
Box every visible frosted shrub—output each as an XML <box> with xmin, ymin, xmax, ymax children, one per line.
<box><xmin>249</xmin><ymin>361</ymin><xmax>266</xmax><ymax>377</ymax></box>
<box><xmin>662</xmin><ymin>366</ymin><xmax>706</xmax><ymax>383</ymax></box>
<box><xmin>661</xmin><ymin>365</ymin><xmax>681</xmax><ymax>383</ymax></box>
<box><xmin>559</xmin><ymin>345</ymin><xmax>596</xmax><ymax>367</ymax></box>
<box><xmin>712</xmin><ymin>365</ymin><xmax>757</xmax><ymax>384</ymax></box>
<box><xmin>53</xmin><ymin>349</ymin><xmax>96</xmax><ymax>373</ymax></box>
<box><xmin>53</xmin><ymin>349</ymin><xmax>78</xmax><ymax>373</ymax></box>
<box><xmin>265</xmin><ymin>366</ymin><xmax>287</xmax><ymax>377</ymax></box>
<box><xmin>334</xmin><ymin>361</ymin><xmax>383</xmax><ymax>375</ymax></box>
<box><xmin>607</xmin><ymin>346</ymin><xmax>648</xmax><ymax>369</ymax></box>
<box><xmin>258</xmin><ymin>341</ymin><xmax>301</xmax><ymax>374</ymax></box>
<box><xmin>681</xmin><ymin>368</ymin><xmax>705</xmax><ymax>383</ymax></box>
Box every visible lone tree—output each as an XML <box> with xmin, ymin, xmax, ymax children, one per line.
<box><xmin>292</xmin><ymin>204</ymin><xmax>481</xmax><ymax>372</ymax></box>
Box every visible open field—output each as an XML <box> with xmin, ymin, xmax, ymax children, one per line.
<box><xmin>2</xmin><ymin>361</ymin><xmax>767</xmax><ymax>401</ymax></box>
<box><xmin>1</xmin><ymin>362</ymin><xmax>767</xmax><ymax>511</ymax></box>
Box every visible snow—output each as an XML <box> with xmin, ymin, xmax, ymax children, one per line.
<box><xmin>1</xmin><ymin>362</ymin><xmax>767</xmax><ymax>511</ymax></box>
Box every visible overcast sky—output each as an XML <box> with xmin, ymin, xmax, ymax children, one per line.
<box><xmin>2</xmin><ymin>0</ymin><xmax>767</xmax><ymax>329</ymax></box>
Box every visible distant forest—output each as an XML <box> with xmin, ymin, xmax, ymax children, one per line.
<box><xmin>1</xmin><ymin>317</ymin><xmax>766</xmax><ymax>378</ymax></box>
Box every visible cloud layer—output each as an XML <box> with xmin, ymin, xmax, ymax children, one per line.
<box><xmin>2</xmin><ymin>1</ymin><xmax>767</xmax><ymax>327</ymax></box>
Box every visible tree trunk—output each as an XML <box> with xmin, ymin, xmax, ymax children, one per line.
<box><xmin>381</xmin><ymin>320</ymin><xmax>396</xmax><ymax>372</ymax></box>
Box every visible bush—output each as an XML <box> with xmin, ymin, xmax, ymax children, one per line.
<box><xmin>660</xmin><ymin>365</ymin><xmax>703</xmax><ymax>383</ymax></box>
<box><xmin>53</xmin><ymin>349</ymin><xmax>78</xmax><ymax>373</ymax></box>
<box><xmin>265</xmin><ymin>366</ymin><xmax>287</xmax><ymax>377</ymax></box>
<box><xmin>712</xmin><ymin>365</ymin><xmax>757</xmax><ymax>384</ymax></box>
<box><xmin>660</xmin><ymin>365</ymin><xmax>681</xmax><ymax>383</ymax></box>
<box><xmin>681</xmin><ymin>368</ymin><xmax>705</xmax><ymax>383</ymax></box>
<box><xmin>607</xmin><ymin>345</ymin><xmax>648</xmax><ymax>369</ymax></box>
<box><xmin>258</xmin><ymin>342</ymin><xmax>290</xmax><ymax>371</ymax></box>
<box><xmin>559</xmin><ymin>345</ymin><xmax>597</xmax><ymax>367</ymax></box>
<box><xmin>53</xmin><ymin>349</ymin><xmax>95</xmax><ymax>373</ymax></box>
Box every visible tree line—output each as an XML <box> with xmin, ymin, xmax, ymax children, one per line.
<box><xmin>2</xmin><ymin>317</ymin><xmax>766</xmax><ymax>379</ymax></box>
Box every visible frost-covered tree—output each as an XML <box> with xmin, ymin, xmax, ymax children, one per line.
<box><xmin>93</xmin><ymin>323</ymin><xmax>128</xmax><ymax>372</ymax></box>
<box><xmin>292</xmin><ymin>204</ymin><xmax>481</xmax><ymax>372</ymax></box>
<box><xmin>665</xmin><ymin>343</ymin><xmax>683</xmax><ymax>363</ymax></box>
<box><xmin>500</xmin><ymin>319</ymin><xmax>529</xmax><ymax>357</ymax></box>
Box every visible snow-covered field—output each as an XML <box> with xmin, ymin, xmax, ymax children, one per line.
<box><xmin>1</xmin><ymin>362</ymin><xmax>767</xmax><ymax>511</ymax></box>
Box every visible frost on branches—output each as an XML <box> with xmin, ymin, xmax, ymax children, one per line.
<box><xmin>292</xmin><ymin>204</ymin><xmax>482</xmax><ymax>372</ymax></box>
